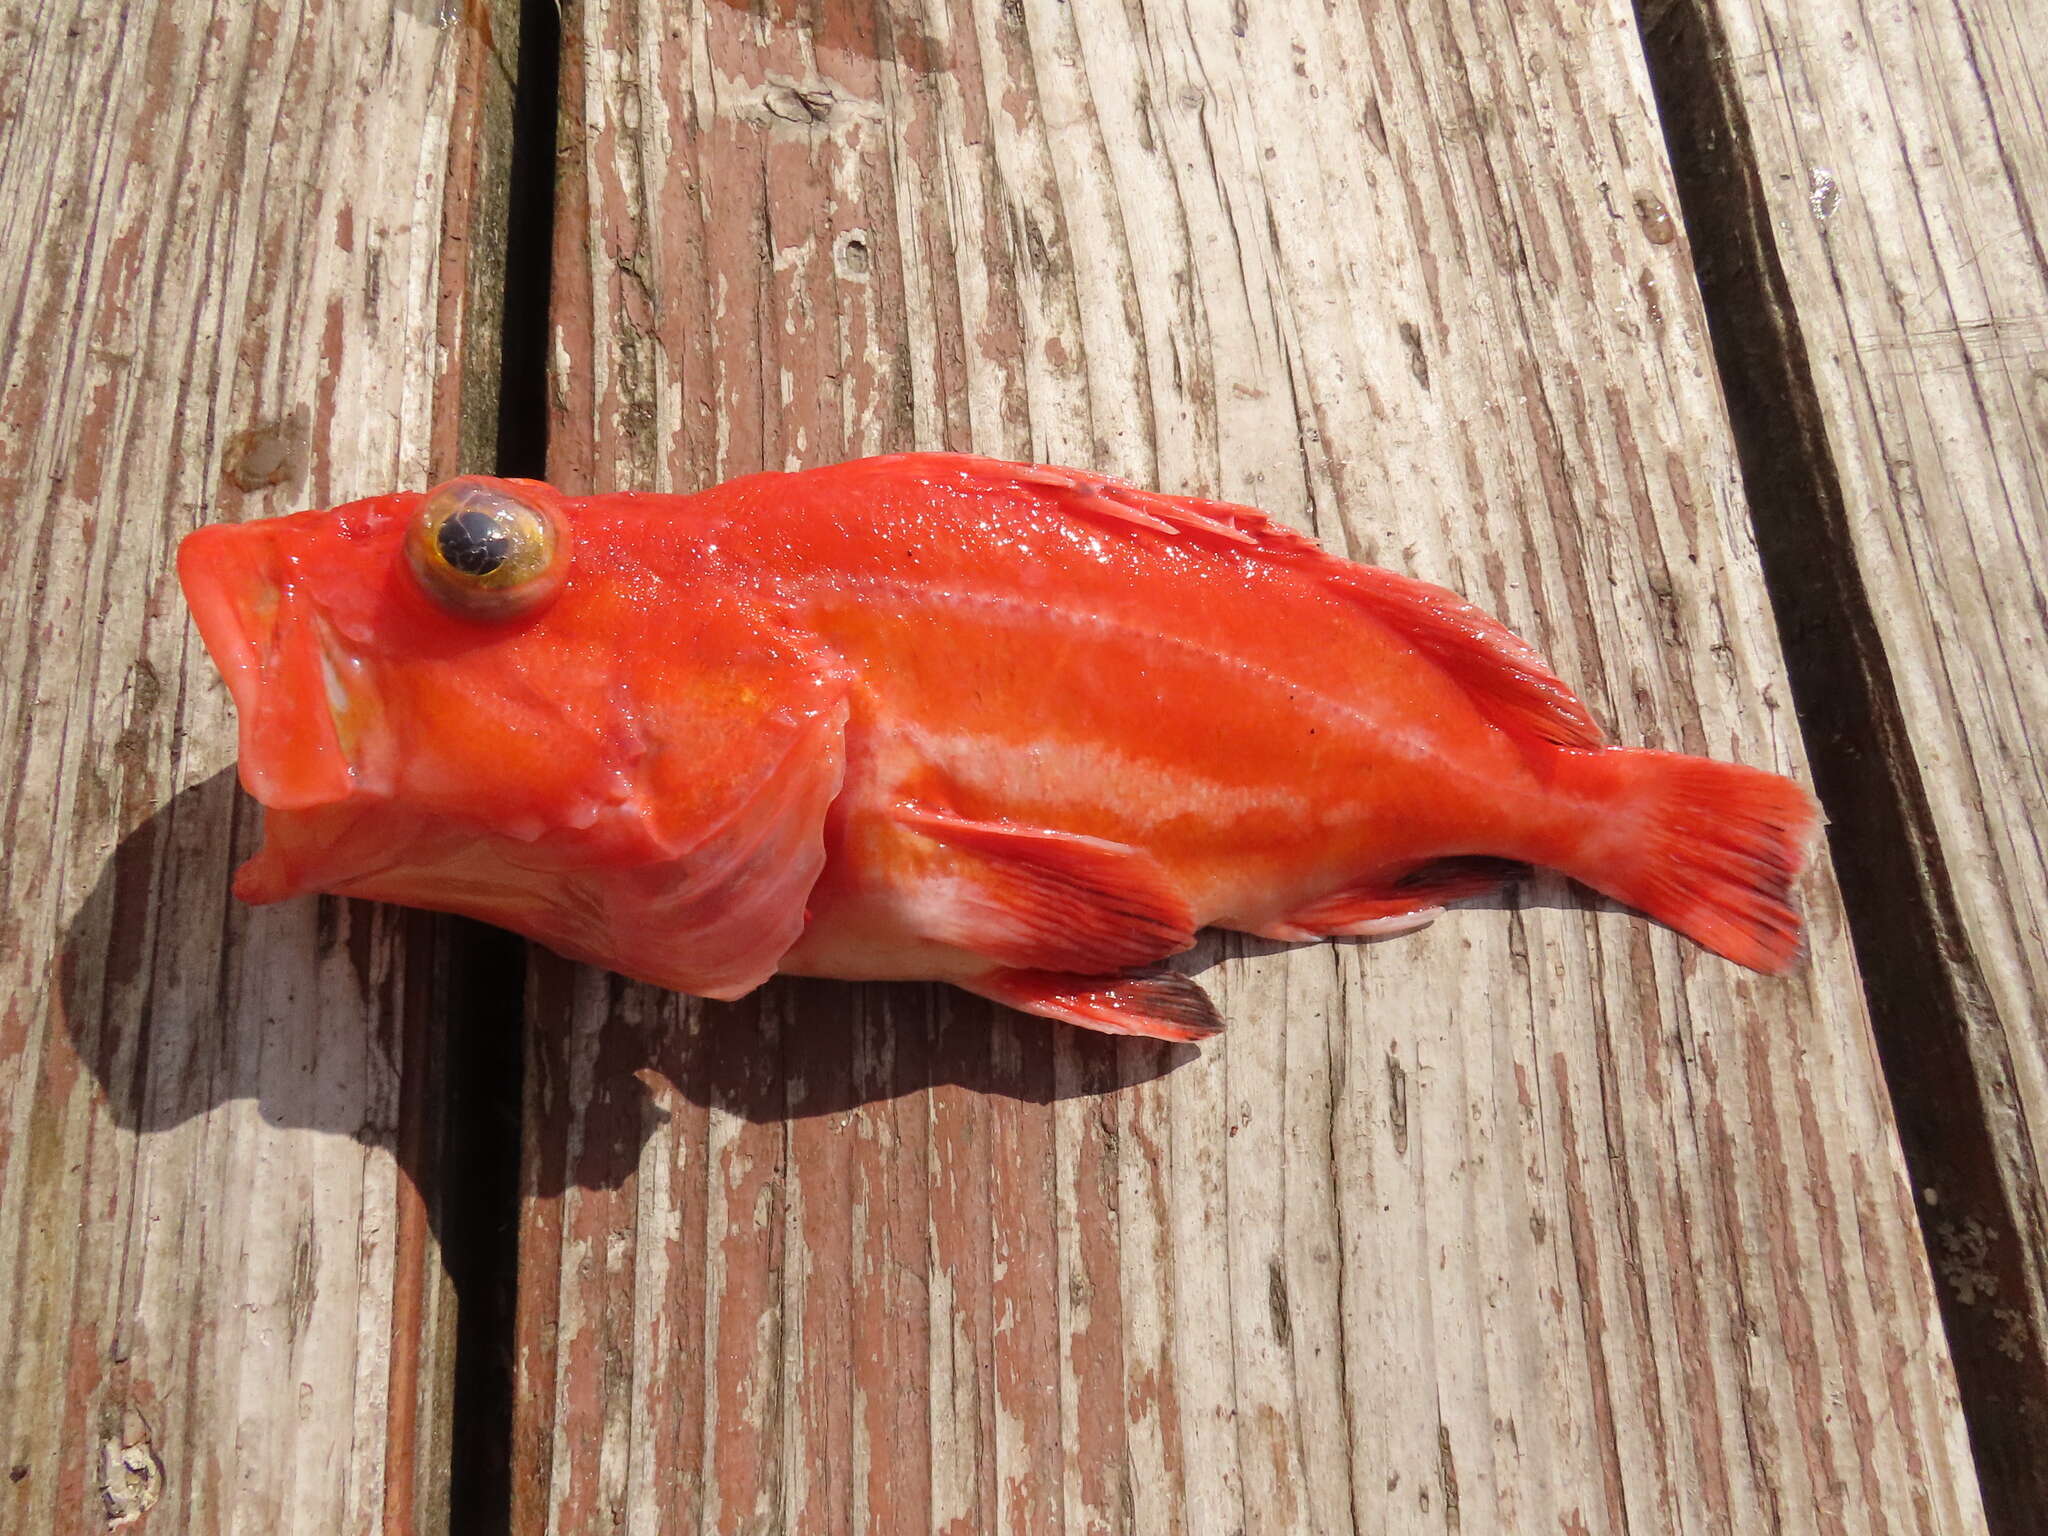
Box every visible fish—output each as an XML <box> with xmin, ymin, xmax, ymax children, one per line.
<box><xmin>177</xmin><ymin>452</ymin><xmax>1820</xmax><ymax>1041</ymax></box>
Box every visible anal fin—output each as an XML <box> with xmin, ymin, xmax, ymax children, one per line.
<box><xmin>964</xmin><ymin>967</ymin><xmax>1224</xmax><ymax>1043</ymax></box>
<box><xmin>1250</xmin><ymin>856</ymin><xmax>1526</xmax><ymax>942</ymax></box>
<box><xmin>895</xmin><ymin>807</ymin><xmax>1197</xmax><ymax>974</ymax></box>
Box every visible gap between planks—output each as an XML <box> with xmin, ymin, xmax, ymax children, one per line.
<box><xmin>1634</xmin><ymin>0</ymin><xmax>2048</xmax><ymax>1527</ymax></box>
<box><xmin>439</xmin><ymin>2</ymin><xmax>564</xmax><ymax>1534</ymax></box>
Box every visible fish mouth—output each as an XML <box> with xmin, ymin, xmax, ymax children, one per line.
<box><xmin>178</xmin><ymin>520</ymin><xmax>358</xmax><ymax>813</ymax></box>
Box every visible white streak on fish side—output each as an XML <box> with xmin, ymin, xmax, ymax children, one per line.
<box><xmin>877</xmin><ymin>721</ymin><xmax>1311</xmax><ymax>830</ymax></box>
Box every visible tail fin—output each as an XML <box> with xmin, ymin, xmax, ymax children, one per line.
<box><xmin>1568</xmin><ymin>749</ymin><xmax>1822</xmax><ymax>972</ymax></box>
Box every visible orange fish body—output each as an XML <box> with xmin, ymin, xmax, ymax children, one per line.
<box><xmin>179</xmin><ymin>454</ymin><xmax>1817</xmax><ymax>1039</ymax></box>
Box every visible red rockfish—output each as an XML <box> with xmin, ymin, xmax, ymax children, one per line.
<box><xmin>178</xmin><ymin>454</ymin><xmax>1818</xmax><ymax>1040</ymax></box>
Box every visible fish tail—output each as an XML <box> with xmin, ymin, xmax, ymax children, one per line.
<box><xmin>1558</xmin><ymin>748</ymin><xmax>1822</xmax><ymax>972</ymax></box>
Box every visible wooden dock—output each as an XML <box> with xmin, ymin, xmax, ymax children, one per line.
<box><xmin>3</xmin><ymin>1</ymin><xmax>2041</xmax><ymax>1531</ymax></box>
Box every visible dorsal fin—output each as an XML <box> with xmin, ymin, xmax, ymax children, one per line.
<box><xmin>870</xmin><ymin>453</ymin><xmax>1606</xmax><ymax>751</ymax></box>
<box><xmin>896</xmin><ymin>453</ymin><xmax>1324</xmax><ymax>552</ymax></box>
<box><xmin>1327</xmin><ymin>565</ymin><xmax>1606</xmax><ymax>748</ymax></box>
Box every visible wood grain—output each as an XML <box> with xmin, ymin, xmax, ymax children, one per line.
<box><xmin>1638</xmin><ymin>0</ymin><xmax>2048</xmax><ymax>1518</ymax></box>
<box><xmin>520</xmin><ymin>0</ymin><xmax>1987</xmax><ymax>1530</ymax></box>
<box><xmin>0</xmin><ymin>2</ymin><xmax>514</xmax><ymax>1531</ymax></box>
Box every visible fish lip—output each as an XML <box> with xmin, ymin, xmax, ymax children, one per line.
<box><xmin>178</xmin><ymin>520</ymin><xmax>357</xmax><ymax>811</ymax></box>
<box><xmin>178</xmin><ymin>522</ymin><xmax>271</xmax><ymax>712</ymax></box>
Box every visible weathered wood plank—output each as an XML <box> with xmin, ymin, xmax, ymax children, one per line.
<box><xmin>0</xmin><ymin>3</ymin><xmax>514</xmax><ymax>1530</ymax></box>
<box><xmin>1638</xmin><ymin>0</ymin><xmax>2048</xmax><ymax>1519</ymax></box>
<box><xmin>518</xmin><ymin>1</ymin><xmax>1986</xmax><ymax>1530</ymax></box>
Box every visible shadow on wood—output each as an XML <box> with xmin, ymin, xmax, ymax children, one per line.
<box><xmin>57</xmin><ymin>771</ymin><xmax>1198</xmax><ymax>1194</ymax></box>
<box><xmin>53</xmin><ymin>768</ymin><xmax>400</xmax><ymax>1145</ymax></box>
<box><xmin>44</xmin><ymin>766</ymin><xmax>514</xmax><ymax>1351</ymax></box>
<box><xmin>523</xmin><ymin>958</ymin><xmax>1202</xmax><ymax>1177</ymax></box>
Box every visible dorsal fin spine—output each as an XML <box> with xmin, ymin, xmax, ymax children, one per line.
<box><xmin>891</xmin><ymin>452</ymin><xmax>1606</xmax><ymax>753</ymax></box>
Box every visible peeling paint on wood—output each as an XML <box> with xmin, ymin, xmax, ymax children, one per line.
<box><xmin>1638</xmin><ymin>0</ymin><xmax>2048</xmax><ymax>1518</ymax></box>
<box><xmin>0</xmin><ymin>3</ymin><xmax>516</xmax><ymax>1531</ymax></box>
<box><xmin>516</xmin><ymin>1</ymin><xmax>1988</xmax><ymax>1530</ymax></box>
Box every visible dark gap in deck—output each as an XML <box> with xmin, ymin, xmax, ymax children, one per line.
<box><xmin>1632</xmin><ymin>0</ymin><xmax>2048</xmax><ymax>1525</ymax></box>
<box><xmin>441</xmin><ymin>922</ymin><xmax>529</xmax><ymax>1536</ymax></box>
<box><xmin>493</xmin><ymin>0</ymin><xmax>562</xmax><ymax>485</ymax></box>
<box><xmin>445</xmin><ymin>2</ymin><xmax>561</xmax><ymax>1533</ymax></box>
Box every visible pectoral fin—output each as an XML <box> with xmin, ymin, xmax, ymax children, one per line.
<box><xmin>893</xmin><ymin>807</ymin><xmax>1197</xmax><ymax>974</ymax></box>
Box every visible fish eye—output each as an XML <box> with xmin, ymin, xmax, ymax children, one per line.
<box><xmin>406</xmin><ymin>478</ymin><xmax>569</xmax><ymax>619</ymax></box>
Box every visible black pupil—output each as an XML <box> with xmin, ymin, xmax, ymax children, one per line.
<box><xmin>437</xmin><ymin>509</ymin><xmax>517</xmax><ymax>576</ymax></box>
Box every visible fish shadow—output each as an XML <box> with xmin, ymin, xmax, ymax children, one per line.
<box><xmin>561</xmin><ymin>878</ymin><xmax>1611</xmax><ymax>1178</ymax></box>
<box><xmin>56</xmin><ymin>770</ymin><xmax>525</xmax><ymax>1229</ymax></box>
<box><xmin>522</xmin><ymin>964</ymin><xmax>1205</xmax><ymax>1193</ymax></box>
<box><xmin>57</xmin><ymin>770</ymin><xmax>1200</xmax><ymax>1209</ymax></box>
<box><xmin>1212</xmin><ymin>881</ymin><xmax>1611</xmax><ymax>967</ymax></box>
<box><xmin>58</xmin><ymin>773</ymin><xmax>1605</xmax><ymax>1214</ymax></box>
<box><xmin>57</xmin><ymin>768</ymin><xmax>397</xmax><ymax>1150</ymax></box>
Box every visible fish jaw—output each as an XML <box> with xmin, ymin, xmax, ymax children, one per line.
<box><xmin>178</xmin><ymin>518</ymin><xmax>376</xmax><ymax>812</ymax></box>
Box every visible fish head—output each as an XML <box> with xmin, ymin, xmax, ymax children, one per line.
<box><xmin>177</xmin><ymin>476</ymin><xmax>734</xmax><ymax>914</ymax></box>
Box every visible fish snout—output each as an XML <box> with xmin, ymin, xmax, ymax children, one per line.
<box><xmin>178</xmin><ymin>520</ymin><xmax>360</xmax><ymax>810</ymax></box>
